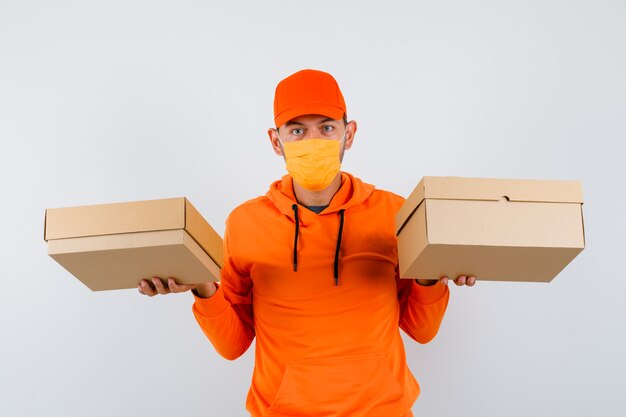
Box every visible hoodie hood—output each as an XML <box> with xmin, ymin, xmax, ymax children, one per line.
<box><xmin>265</xmin><ymin>171</ymin><xmax>375</xmax><ymax>219</ymax></box>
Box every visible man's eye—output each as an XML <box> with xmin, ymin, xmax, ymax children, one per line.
<box><xmin>322</xmin><ymin>125</ymin><xmax>334</xmax><ymax>132</ymax></box>
<box><xmin>291</xmin><ymin>128</ymin><xmax>304</xmax><ymax>135</ymax></box>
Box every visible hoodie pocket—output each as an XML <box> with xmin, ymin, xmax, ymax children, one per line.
<box><xmin>267</xmin><ymin>352</ymin><xmax>406</xmax><ymax>417</ymax></box>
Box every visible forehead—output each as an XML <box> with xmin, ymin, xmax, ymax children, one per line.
<box><xmin>284</xmin><ymin>114</ymin><xmax>340</xmax><ymax>126</ymax></box>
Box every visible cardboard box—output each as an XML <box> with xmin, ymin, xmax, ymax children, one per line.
<box><xmin>395</xmin><ymin>177</ymin><xmax>585</xmax><ymax>282</ymax></box>
<box><xmin>44</xmin><ymin>197</ymin><xmax>223</xmax><ymax>291</ymax></box>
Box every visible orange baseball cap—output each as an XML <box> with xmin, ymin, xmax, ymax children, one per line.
<box><xmin>273</xmin><ymin>69</ymin><xmax>347</xmax><ymax>128</ymax></box>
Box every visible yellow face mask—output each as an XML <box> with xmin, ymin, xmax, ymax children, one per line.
<box><xmin>281</xmin><ymin>136</ymin><xmax>345</xmax><ymax>191</ymax></box>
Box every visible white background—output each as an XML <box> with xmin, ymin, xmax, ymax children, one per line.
<box><xmin>1</xmin><ymin>1</ymin><xmax>625</xmax><ymax>416</ymax></box>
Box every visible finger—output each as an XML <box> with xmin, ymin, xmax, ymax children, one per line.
<box><xmin>440</xmin><ymin>276</ymin><xmax>449</xmax><ymax>285</ymax></box>
<box><xmin>152</xmin><ymin>277</ymin><xmax>169</xmax><ymax>295</ymax></box>
<box><xmin>168</xmin><ymin>277</ymin><xmax>179</xmax><ymax>292</ymax></box>
<box><xmin>168</xmin><ymin>277</ymin><xmax>195</xmax><ymax>293</ymax></box>
<box><xmin>455</xmin><ymin>275</ymin><xmax>467</xmax><ymax>286</ymax></box>
<box><xmin>467</xmin><ymin>276</ymin><xmax>477</xmax><ymax>286</ymax></box>
<box><xmin>140</xmin><ymin>279</ymin><xmax>157</xmax><ymax>296</ymax></box>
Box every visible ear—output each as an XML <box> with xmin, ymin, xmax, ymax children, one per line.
<box><xmin>268</xmin><ymin>128</ymin><xmax>284</xmax><ymax>156</ymax></box>
<box><xmin>344</xmin><ymin>120</ymin><xmax>357</xmax><ymax>150</ymax></box>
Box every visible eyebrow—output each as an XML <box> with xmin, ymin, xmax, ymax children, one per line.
<box><xmin>285</xmin><ymin>117</ymin><xmax>338</xmax><ymax>127</ymax></box>
<box><xmin>285</xmin><ymin>121</ymin><xmax>304</xmax><ymax>127</ymax></box>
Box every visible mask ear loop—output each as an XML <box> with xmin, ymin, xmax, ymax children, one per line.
<box><xmin>338</xmin><ymin>130</ymin><xmax>347</xmax><ymax>163</ymax></box>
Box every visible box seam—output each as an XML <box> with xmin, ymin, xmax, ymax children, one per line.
<box><xmin>184</xmin><ymin>198</ymin><xmax>222</xmax><ymax>269</ymax></box>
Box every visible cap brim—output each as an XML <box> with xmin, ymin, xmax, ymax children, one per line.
<box><xmin>275</xmin><ymin>103</ymin><xmax>345</xmax><ymax>127</ymax></box>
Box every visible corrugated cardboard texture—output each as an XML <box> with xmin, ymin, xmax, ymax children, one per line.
<box><xmin>44</xmin><ymin>197</ymin><xmax>185</xmax><ymax>240</ymax></box>
<box><xmin>396</xmin><ymin>176</ymin><xmax>585</xmax><ymax>282</ymax></box>
<box><xmin>396</xmin><ymin>176</ymin><xmax>584</xmax><ymax>233</ymax></box>
<box><xmin>397</xmin><ymin>202</ymin><xmax>429</xmax><ymax>279</ymax></box>
<box><xmin>422</xmin><ymin>176</ymin><xmax>583</xmax><ymax>202</ymax></box>
<box><xmin>399</xmin><ymin>244</ymin><xmax>583</xmax><ymax>282</ymax></box>
<box><xmin>44</xmin><ymin>197</ymin><xmax>224</xmax><ymax>291</ymax></box>
<box><xmin>184</xmin><ymin>199</ymin><xmax>224</xmax><ymax>268</ymax></box>
<box><xmin>426</xmin><ymin>199</ymin><xmax>584</xmax><ymax>247</ymax></box>
<box><xmin>48</xmin><ymin>229</ymin><xmax>220</xmax><ymax>291</ymax></box>
<box><xmin>44</xmin><ymin>197</ymin><xmax>223</xmax><ymax>268</ymax></box>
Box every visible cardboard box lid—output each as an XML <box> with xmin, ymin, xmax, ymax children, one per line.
<box><xmin>396</xmin><ymin>176</ymin><xmax>584</xmax><ymax>234</ymax></box>
<box><xmin>44</xmin><ymin>197</ymin><xmax>224</xmax><ymax>268</ymax></box>
<box><xmin>44</xmin><ymin>197</ymin><xmax>187</xmax><ymax>240</ymax></box>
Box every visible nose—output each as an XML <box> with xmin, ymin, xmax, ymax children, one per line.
<box><xmin>302</xmin><ymin>131</ymin><xmax>318</xmax><ymax>140</ymax></box>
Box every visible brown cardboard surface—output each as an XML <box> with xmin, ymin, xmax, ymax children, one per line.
<box><xmin>396</xmin><ymin>176</ymin><xmax>585</xmax><ymax>282</ymax></box>
<box><xmin>45</xmin><ymin>198</ymin><xmax>185</xmax><ymax>240</ymax></box>
<box><xmin>44</xmin><ymin>197</ymin><xmax>223</xmax><ymax>291</ymax></box>
<box><xmin>184</xmin><ymin>199</ymin><xmax>224</xmax><ymax>268</ymax></box>
<box><xmin>396</xmin><ymin>176</ymin><xmax>584</xmax><ymax>234</ymax></box>
<box><xmin>48</xmin><ymin>230</ymin><xmax>220</xmax><ymax>291</ymax></box>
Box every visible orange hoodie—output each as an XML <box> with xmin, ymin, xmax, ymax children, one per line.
<box><xmin>192</xmin><ymin>172</ymin><xmax>450</xmax><ymax>417</ymax></box>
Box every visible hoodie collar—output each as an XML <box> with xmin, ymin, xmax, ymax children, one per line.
<box><xmin>266</xmin><ymin>171</ymin><xmax>374</xmax><ymax>285</ymax></box>
<box><xmin>266</xmin><ymin>171</ymin><xmax>375</xmax><ymax>219</ymax></box>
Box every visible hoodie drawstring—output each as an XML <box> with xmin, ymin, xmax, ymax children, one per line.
<box><xmin>291</xmin><ymin>204</ymin><xmax>299</xmax><ymax>272</ymax></box>
<box><xmin>333</xmin><ymin>209</ymin><xmax>346</xmax><ymax>286</ymax></box>
<box><xmin>291</xmin><ymin>206</ymin><xmax>346</xmax><ymax>286</ymax></box>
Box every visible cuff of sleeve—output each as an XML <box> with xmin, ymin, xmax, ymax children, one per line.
<box><xmin>411</xmin><ymin>280</ymin><xmax>448</xmax><ymax>304</ymax></box>
<box><xmin>193</xmin><ymin>283</ymin><xmax>229</xmax><ymax>318</ymax></box>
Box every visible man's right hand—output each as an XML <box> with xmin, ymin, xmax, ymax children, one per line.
<box><xmin>138</xmin><ymin>277</ymin><xmax>217</xmax><ymax>299</ymax></box>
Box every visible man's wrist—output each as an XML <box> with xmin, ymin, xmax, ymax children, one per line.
<box><xmin>193</xmin><ymin>282</ymin><xmax>217</xmax><ymax>298</ymax></box>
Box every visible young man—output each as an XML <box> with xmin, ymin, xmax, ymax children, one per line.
<box><xmin>139</xmin><ymin>69</ymin><xmax>476</xmax><ymax>417</ymax></box>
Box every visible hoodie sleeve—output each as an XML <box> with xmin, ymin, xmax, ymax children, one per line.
<box><xmin>192</xmin><ymin>224</ymin><xmax>255</xmax><ymax>361</ymax></box>
<box><xmin>396</xmin><ymin>267</ymin><xmax>450</xmax><ymax>344</ymax></box>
